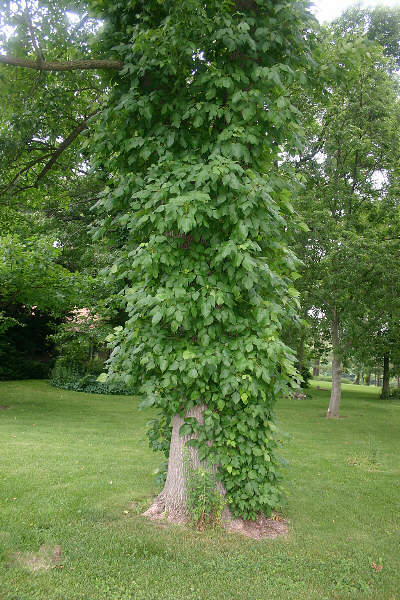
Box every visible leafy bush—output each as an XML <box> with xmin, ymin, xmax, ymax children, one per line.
<box><xmin>0</xmin><ymin>352</ymin><xmax>52</xmax><ymax>380</ymax></box>
<box><xmin>299</xmin><ymin>365</ymin><xmax>312</xmax><ymax>388</ymax></box>
<box><xmin>389</xmin><ymin>388</ymin><xmax>400</xmax><ymax>399</ymax></box>
<box><xmin>49</xmin><ymin>308</ymin><xmax>113</xmax><ymax>372</ymax></box>
<box><xmin>50</xmin><ymin>362</ymin><xmax>134</xmax><ymax>395</ymax></box>
<box><xmin>50</xmin><ymin>372</ymin><xmax>135</xmax><ymax>395</ymax></box>
<box><xmin>0</xmin><ymin>306</ymin><xmax>57</xmax><ymax>380</ymax></box>
<box><xmin>48</xmin><ymin>308</ymin><xmax>121</xmax><ymax>394</ymax></box>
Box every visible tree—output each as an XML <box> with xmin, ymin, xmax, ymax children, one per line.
<box><xmin>334</xmin><ymin>5</ymin><xmax>400</xmax><ymax>66</ymax></box>
<box><xmin>0</xmin><ymin>1</ymin><xmax>120</xmax><ymax>357</ymax></box>
<box><xmin>90</xmin><ymin>0</ymin><xmax>315</xmax><ymax>523</ymax></box>
<box><xmin>292</xmin><ymin>30</ymin><xmax>400</xmax><ymax>417</ymax></box>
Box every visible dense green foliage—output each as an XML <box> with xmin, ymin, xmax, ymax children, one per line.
<box><xmin>51</xmin><ymin>369</ymin><xmax>134</xmax><ymax>394</ymax></box>
<box><xmin>335</xmin><ymin>4</ymin><xmax>400</xmax><ymax>65</ymax></box>
<box><xmin>0</xmin><ymin>1</ymin><xmax>116</xmax><ymax>380</ymax></box>
<box><xmin>0</xmin><ymin>380</ymin><xmax>399</xmax><ymax>599</ymax></box>
<box><xmin>91</xmin><ymin>0</ymin><xmax>314</xmax><ymax>518</ymax></box>
<box><xmin>0</xmin><ymin>0</ymin><xmax>102</xmax><ymax>197</ymax></box>
<box><xmin>290</xmin><ymin>24</ymin><xmax>400</xmax><ymax>413</ymax></box>
<box><xmin>0</xmin><ymin>305</ymin><xmax>57</xmax><ymax>380</ymax></box>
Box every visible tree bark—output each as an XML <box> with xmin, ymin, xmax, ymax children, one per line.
<box><xmin>312</xmin><ymin>358</ymin><xmax>320</xmax><ymax>377</ymax></box>
<box><xmin>144</xmin><ymin>405</ymin><xmax>228</xmax><ymax>523</ymax></box>
<box><xmin>354</xmin><ymin>372</ymin><xmax>360</xmax><ymax>385</ymax></box>
<box><xmin>327</xmin><ymin>315</ymin><xmax>341</xmax><ymax>418</ymax></box>
<box><xmin>380</xmin><ymin>354</ymin><xmax>390</xmax><ymax>400</ymax></box>
<box><xmin>297</xmin><ymin>334</ymin><xmax>304</xmax><ymax>378</ymax></box>
<box><xmin>0</xmin><ymin>55</ymin><xmax>123</xmax><ymax>71</ymax></box>
<box><xmin>397</xmin><ymin>375</ymin><xmax>400</xmax><ymax>389</ymax></box>
<box><xmin>365</xmin><ymin>372</ymin><xmax>371</xmax><ymax>386</ymax></box>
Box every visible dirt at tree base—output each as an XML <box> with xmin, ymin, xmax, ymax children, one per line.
<box><xmin>143</xmin><ymin>504</ymin><xmax>288</xmax><ymax>540</ymax></box>
<box><xmin>226</xmin><ymin>514</ymin><xmax>289</xmax><ymax>539</ymax></box>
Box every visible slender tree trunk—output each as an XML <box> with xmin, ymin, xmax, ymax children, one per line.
<box><xmin>365</xmin><ymin>372</ymin><xmax>371</xmax><ymax>386</ymax></box>
<box><xmin>380</xmin><ymin>354</ymin><xmax>390</xmax><ymax>400</ymax></box>
<box><xmin>297</xmin><ymin>334</ymin><xmax>305</xmax><ymax>378</ymax></box>
<box><xmin>327</xmin><ymin>315</ymin><xmax>341</xmax><ymax>418</ymax></box>
<box><xmin>377</xmin><ymin>375</ymin><xmax>381</xmax><ymax>387</ymax></box>
<box><xmin>144</xmin><ymin>405</ymin><xmax>228</xmax><ymax>523</ymax></box>
<box><xmin>312</xmin><ymin>358</ymin><xmax>320</xmax><ymax>377</ymax></box>
<box><xmin>397</xmin><ymin>375</ymin><xmax>400</xmax><ymax>389</ymax></box>
<box><xmin>354</xmin><ymin>372</ymin><xmax>360</xmax><ymax>385</ymax></box>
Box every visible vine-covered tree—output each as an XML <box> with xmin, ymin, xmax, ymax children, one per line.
<box><xmin>91</xmin><ymin>0</ymin><xmax>314</xmax><ymax>524</ymax></box>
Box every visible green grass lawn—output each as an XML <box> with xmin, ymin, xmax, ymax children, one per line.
<box><xmin>0</xmin><ymin>380</ymin><xmax>399</xmax><ymax>600</ymax></box>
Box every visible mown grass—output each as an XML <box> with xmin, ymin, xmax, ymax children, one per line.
<box><xmin>0</xmin><ymin>380</ymin><xmax>399</xmax><ymax>600</ymax></box>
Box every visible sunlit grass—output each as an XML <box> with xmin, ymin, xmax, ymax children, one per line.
<box><xmin>0</xmin><ymin>380</ymin><xmax>398</xmax><ymax>599</ymax></box>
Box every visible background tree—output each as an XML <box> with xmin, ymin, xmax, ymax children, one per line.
<box><xmin>0</xmin><ymin>0</ymin><xmax>123</xmax><ymax>378</ymax></box>
<box><xmin>334</xmin><ymin>4</ymin><xmax>400</xmax><ymax>66</ymax></box>
<box><xmin>292</xmin><ymin>30</ymin><xmax>400</xmax><ymax>417</ymax></box>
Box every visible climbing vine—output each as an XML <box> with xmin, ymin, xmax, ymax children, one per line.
<box><xmin>91</xmin><ymin>0</ymin><xmax>314</xmax><ymax>519</ymax></box>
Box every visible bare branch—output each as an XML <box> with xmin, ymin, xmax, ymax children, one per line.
<box><xmin>25</xmin><ymin>7</ymin><xmax>44</xmax><ymax>62</ymax></box>
<box><xmin>35</xmin><ymin>110</ymin><xmax>100</xmax><ymax>184</ymax></box>
<box><xmin>1</xmin><ymin>154</ymin><xmax>52</xmax><ymax>192</ymax></box>
<box><xmin>1</xmin><ymin>111</ymin><xmax>100</xmax><ymax>195</ymax></box>
<box><xmin>0</xmin><ymin>55</ymin><xmax>123</xmax><ymax>71</ymax></box>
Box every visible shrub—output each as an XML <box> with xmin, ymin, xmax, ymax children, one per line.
<box><xmin>0</xmin><ymin>306</ymin><xmax>57</xmax><ymax>380</ymax></box>
<box><xmin>299</xmin><ymin>365</ymin><xmax>312</xmax><ymax>388</ymax></box>
<box><xmin>50</xmin><ymin>362</ymin><xmax>135</xmax><ymax>395</ymax></box>
<box><xmin>50</xmin><ymin>373</ymin><xmax>135</xmax><ymax>395</ymax></box>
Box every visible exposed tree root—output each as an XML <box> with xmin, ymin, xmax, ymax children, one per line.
<box><xmin>143</xmin><ymin>494</ymin><xmax>188</xmax><ymax>524</ymax></box>
<box><xmin>143</xmin><ymin>500</ymin><xmax>288</xmax><ymax>539</ymax></box>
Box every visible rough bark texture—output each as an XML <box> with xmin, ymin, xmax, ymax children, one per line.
<box><xmin>380</xmin><ymin>354</ymin><xmax>390</xmax><ymax>400</ymax></box>
<box><xmin>0</xmin><ymin>55</ymin><xmax>123</xmax><ymax>71</ymax></box>
<box><xmin>142</xmin><ymin>408</ymin><xmax>289</xmax><ymax>538</ymax></box>
<box><xmin>143</xmin><ymin>405</ymin><xmax>228</xmax><ymax>523</ymax></box>
<box><xmin>312</xmin><ymin>358</ymin><xmax>320</xmax><ymax>377</ymax></box>
<box><xmin>327</xmin><ymin>316</ymin><xmax>341</xmax><ymax>418</ymax></box>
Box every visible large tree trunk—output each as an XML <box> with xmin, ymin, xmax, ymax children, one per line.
<box><xmin>144</xmin><ymin>405</ymin><xmax>228</xmax><ymax>523</ymax></box>
<box><xmin>380</xmin><ymin>354</ymin><xmax>390</xmax><ymax>400</ymax></box>
<box><xmin>327</xmin><ymin>316</ymin><xmax>341</xmax><ymax>418</ymax></box>
<box><xmin>312</xmin><ymin>358</ymin><xmax>320</xmax><ymax>377</ymax></box>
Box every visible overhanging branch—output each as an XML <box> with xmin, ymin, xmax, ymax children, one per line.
<box><xmin>0</xmin><ymin>55</ymin><xmax>123</xmax><ymax>71</ymax></box>
<box><xmin>35</xmin><ymin>110</ymin><xmax>100</xmax><ymax>184</ymax></box>
<box><xmin>1</xmin><ymin>110</ymin><xmax>100</xmax><ymax>195</ymax></box>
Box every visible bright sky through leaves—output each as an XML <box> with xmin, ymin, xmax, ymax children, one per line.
<box><xmin>312</xmin><ymin>0</ymin><xmax>400</xmax><ymax>23</ymax></box>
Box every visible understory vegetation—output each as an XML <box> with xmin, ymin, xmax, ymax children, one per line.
<box><xmin>0</xmin><ymin>380</ymin><xmax>398</xmax><ymax>600</ymax></box>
